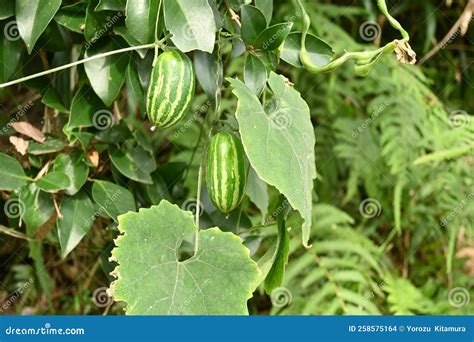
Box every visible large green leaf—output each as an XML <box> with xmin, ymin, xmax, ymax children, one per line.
<box><xmin>84</xmin><ymin>0</ymin><xmax>119</xmax><ymax>42</ymax></box>
<box><xmin>244</xmin><ymin>53</ymin><xmax>267</xmax><ymax>96</ymax></box>
<box><xmin>254</xmin><ymin>22</ymin><xmax>292</xmax><ymax>51</ymax></box>
<box><xmin>109</xmin><ymin>141</ymin><xmax>156</xmax><ymax>184</ymax></box>
<box><xmin>255</xmin><ymin>0</ymin><xmax>273</xmax><ymax>24</ymax></box>
<box><xmin>92</xmin><ymin>180</ymin><xmax>136</xmax><ymax>221</ymax></box>
<box><xmin>20</xmin><ymin>183</ymin><xmax>54</xmax><ymax>231</ymax></box>
<box><xmin>125</xmin><ymin>0</ymin><xmax>160</xmax><ymax>44</ymax></box>
<box><xmin>97</xmin><ymin>0</ymin><xmax>126</xmax><ymax>11</ymax></box>
<box><xmin>36</xmin><ymin>171</ymin><xmax>71</xmax><ymax>193</ymax></box>
<box><xmin>16</xmin><ymin>0</ymin><xmax>62</xmax><ymax>54</ymax></box>
<box><xmin>281</xmin><ymin>32</ymin><xmax>334</xmax><ymax>68</ymax></box>
<box><xmin>0</xmin><ymin>152</ymin><xmax>29</xmax><ymax>191</ymax></box>
<box><xmin>27</xmin><ymin>136</ymin><xmax>66</xmax><ymax>155</ymax></box>
<box><xmin>57</xmin><ymin>191</ymin><xmax>95</xmax><ymax>259</ymax></box>
<box><xmin>67</xmin><ymin>85</ymin><xmax>108</xmax><ymax>130</ymax></box>
<box><xmin>163</xmin><ymin>0</ymin><xmax>216</xmax><ymax>53</ymax></box>
<box><xmin>229</xmin><ymin>73</ymin><xmax>316</xmax><ymax>247</ymax></box>
<box><xmin>84</xmin><ymin>41</ymin><xmax>129</xmax><ymax>106</ymax></box>
<box><xmin>110</xmin><ymin>200</ymin><xmax>260</xmax><ymax>314</ymax></box>
<box><xmin>54</xmin><ymin>3</ymin><xmax>87</xmax><ymax>34</ymax></box>
<box><xmin>0</xmin><ymin>22</ymin><xmax>23</xmax><ymax>83</ymax></box>
<box><xmin>193</xmin><ymin>51</ymin><xmax>223</xmax><ymax>103</ymax></box>
<box><xmin>240</xmin><ymin>5</ymin><xmax>267</xmax><ymax>45</ymax></box>
<box><xmin>246</xmin><ymin>166</ymin><xmax>268</xmax><ymax>219</ymax></box>
<box><xmin>53</xmin><ymin>153</ymin><xmax>89</xmax><ymax>196</ymax></box>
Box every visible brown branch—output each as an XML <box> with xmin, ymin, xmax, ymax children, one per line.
<box><xmin>418</xmin><ymin>0</ymin><xmax>474</xmax><ymax>65</ymax></box>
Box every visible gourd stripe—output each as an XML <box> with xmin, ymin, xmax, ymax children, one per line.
<box><xmin>230</xmin><ymin>138</ymin><xmax>241</xmax><ymax>209</ymax></box>
<box><xmin>166</xmin><ymin>53</ymin><xmax>192</xmax><ymax>127</ymax></box>
<box><xmin>147</xmin><ymin>55</ymin><xmax>165</xmax><ymax>122</ymax></box>
<box><xmin>157</xmin><ymin>52</ymin><xmax>178</xmax><ymax>125</ymax></box>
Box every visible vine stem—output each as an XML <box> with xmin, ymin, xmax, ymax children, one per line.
<box><xmin>0</xmin><ymin>43</ymin><xmax>156</xmax><ymax>89</ymax></box>
<box><xmin>194</xmin><ymin>158</ymin><xmax>204</xmax><ymax>254</ymax></box>
<box><xmin>295</xmin><ymin>0</ymin><xmax>408</xmax><ymax>74</ymax></box>
<box><xmin>376</xmin><ymin>0</ymin><xmax>409</xmax><ymax>40</ymax></box>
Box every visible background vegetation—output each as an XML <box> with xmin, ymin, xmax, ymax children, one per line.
<box><xmin>0</xmin><ymin>0</ymin><xmax>473</xmax><ymax>315</ymax></box>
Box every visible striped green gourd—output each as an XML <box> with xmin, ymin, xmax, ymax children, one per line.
<box><xmin>206</xmin><ymin>132</ymin><xmax>247</xmax><ymax>214</ymax></box>
<box><xmin>146</xmin><ymin>50</ymin><xmax>195</xmax><ymax>128</ymax></box>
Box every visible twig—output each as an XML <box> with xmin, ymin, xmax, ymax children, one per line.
<box><xmin>418</xmin><ymin>0</ymin><xmax>474</xmax><ymax>65</ymax></box>
<box><xmin>0</xmin><ymin>43</ymin><xmax>156</xmax><ymax>89</ymax></box>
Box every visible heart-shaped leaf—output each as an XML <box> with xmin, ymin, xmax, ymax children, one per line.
<box><xmin>229</xmin><ymin>73</ymin><xmax>316</xmax><ymax>247</ymax></box>
<box><xmin>110</xmin><ymin>200</ymin><xmax>260</xmax><ymax>314</ymax></box>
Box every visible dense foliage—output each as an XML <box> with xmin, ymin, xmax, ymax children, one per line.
<box><xmin>0</xmin><ymin>0</ymin><xmax>472</xmax><ymax>315</ymax></box>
